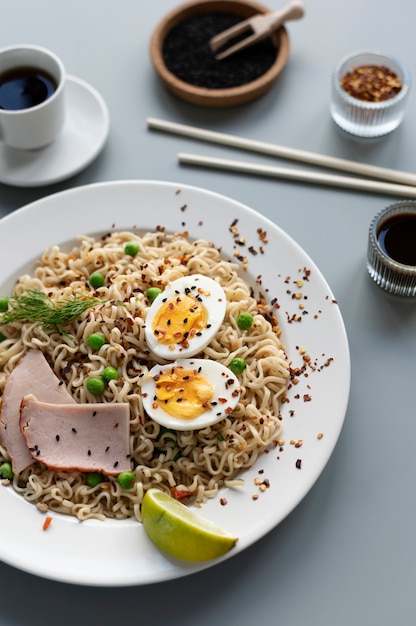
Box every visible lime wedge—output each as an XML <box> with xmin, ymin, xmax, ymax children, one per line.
<box><xmin>141</xmin><ymin>488</ymin><xmax>238</xmax><ymax>562</ymax></box>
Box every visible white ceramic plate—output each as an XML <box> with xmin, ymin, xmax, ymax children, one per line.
<box><xmin>0</xmin><ymin>180</ymin><xmax>350</xmax><ymax>586</ymax></box>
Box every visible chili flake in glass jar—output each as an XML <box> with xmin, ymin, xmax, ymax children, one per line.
<box><xmin>330</xmin><ymin>51</ymin><xmax>410</xmax><ymax>138</ymax></box>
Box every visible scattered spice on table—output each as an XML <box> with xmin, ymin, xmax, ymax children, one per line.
<box><xmin>162</xmin><ymin>13</ymin><xmax>278</xmax><ymax>89</ymax></box>
<box><xmin>340</xmin><ymin>64</ymin><xmax>402</xmax><ymax>102</ymax></box>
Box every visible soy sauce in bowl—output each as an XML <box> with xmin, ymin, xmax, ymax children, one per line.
<box><xmin>367</xmin><ymin>201</ymin><xmax>416</xmax><ymax>297</ymax></box>
<box><xmin>377</xmin><ymin>213</ymin><xmax>416</xmax><ymax>266</ymax></box>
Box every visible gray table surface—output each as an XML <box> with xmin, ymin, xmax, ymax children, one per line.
<box><xmin>1</xmin><ymin>1</ymin><xmax>415</xmax><ymax>624</ymax></box>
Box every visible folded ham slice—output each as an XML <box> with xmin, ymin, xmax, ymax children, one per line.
<box><xmin>0</xmin><ymin>350</ymin><xmax>75</xmax><ymax>474</ymax></box>
<box><xmin>20</xmin><ymin>395</ymin><xmax>131</xmax><ymax>475</ymax></box>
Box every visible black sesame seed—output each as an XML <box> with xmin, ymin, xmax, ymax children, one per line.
<box><xmin>72</xmin><ymin>427</ymin><xmax>77</xmax><ymax>433</ymax></box>
<box><xmin>88</xmin><ymin>449</ymin><xmax>91</xmax><ymax>456</ymax></box>
<box><xmin>56</xmin><ymin>434</ymin><xmax>60</xmax><ymax>442</ymax></box>
<box><xmin>114</xmin><ymin>461</ymin><xmax>119</xmax><ymax>468</ymax></box>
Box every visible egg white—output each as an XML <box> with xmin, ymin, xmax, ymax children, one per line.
<box><xmin>141</xmin><ymin>358</ymin><xmax>241</xmax><ymax>431</ymax></box>
<box><xmin>144</xmin><ymin>274</ymin><xmax>226</xmax><ymax>360</ymax></box>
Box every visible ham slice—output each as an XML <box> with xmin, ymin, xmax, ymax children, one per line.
<box><xmin>20</xmin><ymin>395</ymin><xmax>131</xmax><ymax>475</ymax></box>
<box><xmin>0</xmin><ymin>350</ymin><xmax>75</xmax><ymax>474</ymax></box>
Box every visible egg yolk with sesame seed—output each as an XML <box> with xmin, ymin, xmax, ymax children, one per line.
<box><xmin>151</xmin><ymin>294</ymin><xmax>209</xmax><ymax>349</ymax></box>
<box><xmin>154</xmin><ymin>366</ymin><xmax>214</xmax><ymax>419</ymax></box>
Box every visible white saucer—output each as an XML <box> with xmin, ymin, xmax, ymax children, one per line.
<box><xmin>0</xmin><ymin>75</ymin><xmax>110</xmax><ymax>187</ymax></box>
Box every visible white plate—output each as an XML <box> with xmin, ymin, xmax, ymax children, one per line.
<box><xmin>0</xmin><ymin>75</ymin><xmax>109</xmax><ymax>187</ymax></box>
<box><xmin>0</xmin><ymin>180</ymin><xmax>350</xmax><ymax>586</ymax></box>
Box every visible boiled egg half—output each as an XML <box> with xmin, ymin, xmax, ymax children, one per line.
<box><xmin>141</xmin><ymin>358</ymin><xmax>241</xmax><ymax>430</ymax></box>
<box><xmin>144</xmin><ymin>274</ymin><xmax>226</xmax><ymax>360</ymax></box>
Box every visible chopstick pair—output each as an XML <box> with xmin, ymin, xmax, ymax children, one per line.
<box><xmin>147</xmin><ymin>117</ymin><xmax>416</xmax><ymax>199</ymax></box>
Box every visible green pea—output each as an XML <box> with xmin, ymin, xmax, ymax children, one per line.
<box><xmin>124</xmin><ymin>241</ymin><xmax>140</xmax><ymax>257</ymax></box>
<box><xmin>0</xmin><ymin>462</ymin><xmax>13</xmax><ymax>480</ymax></box>
<box><xmin>87</xmin><ymin>332</ymin><xmax>106</xmax><ymax>350</ymax></box>
<box><xmin>86</xmin><ymin>377</ymin><xmax>105</xmax><ymax>395</ymax></box>
<box><xmin>146</xmin><ymin>287</ymin><xmax>162</xmax><ymax>302</ymax></box>
<box><xmin>0</xmin><ymin>297</ymin><xmax>9</xmax><ymax>312</ymax></box>
<box><xmin>86</xmin><ymin>472</ymin><xmax>104</xmax><ymax>487</ymax></box>
<box><xmin>89</xmin><ymin>271</ymin><xmax>105</xmax><ymax>289</ymax></box>
<box><xmin>102</xmin><ymin>366</ymin><xmax>118</xmax><ymax>384</ymax></box>
<box><xmin>229</xmin><ymin>357</ymin><xmax>246</xmax><ymax>375</ymax></box>
<box><xmin>237</xmin><ymin>312</ymin><xmax>254</xmax><ymax>330</ymax></box>
<box><xmin>117</xmin><ymin>471</ymin><xmax>136</xmax><ymax>489</ymax></box>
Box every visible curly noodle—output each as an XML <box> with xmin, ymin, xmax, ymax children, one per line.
<box><xmin>0</xmin><ymin>231</ymin><xmax>289</xmax><ymax>521</ymax></box>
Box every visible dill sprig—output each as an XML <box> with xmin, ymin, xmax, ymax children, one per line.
<box><xmin>0</xmin><ymin>289</ymin><xmax>101</xmax><ymax>333</ymax></box>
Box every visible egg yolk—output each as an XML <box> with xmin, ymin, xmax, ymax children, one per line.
<box><xmin>153</xmin><ymin>366</ymin><xmax>214</xmax><ymax>419</ymax></box>
<box><xmin>152</xmin><ymin>294</ymin><xmax>209</xmax><ymax>350</ymax></box>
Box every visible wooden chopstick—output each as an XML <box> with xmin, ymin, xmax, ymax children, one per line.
<box><xmin>147</xmin><ymin>117</ymin><xmax>416</xmax><ymax>187</ymax></box>
<box><xmin>178</xmin><ymin>152</ymin><xmax>416</xmax><ymax>198</ymax></box>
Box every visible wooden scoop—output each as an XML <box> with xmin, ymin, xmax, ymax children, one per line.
<box><xmin>209</xmin><ymin>0</ymin><xmax>305</xmax><ymax>61</ymax></box>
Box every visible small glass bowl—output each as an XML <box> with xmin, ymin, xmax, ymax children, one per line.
<box><xmin>367</xmin><ymin>201</ymin><xmax>416</xmax><ymax>297</ymax></box>
<box><xmin>330</xmin><ymin>50</ymin><xmax>410</xmax><ymax>138</ymax></box>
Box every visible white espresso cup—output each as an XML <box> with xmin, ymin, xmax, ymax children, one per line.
<box><xmin>0</xmin><ymin>44</ymin><xmax>66</xmax><ymax>150</ymax></box>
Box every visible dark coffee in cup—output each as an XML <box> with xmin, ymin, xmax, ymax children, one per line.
<box><xmin>0</xmin><ymin>66</ymin><xmax>57</xmax><ymax>110</ymax></box>
<box><xmin>0</xmin><ymin>44</ymin><xmax>65</xmax><ymax>149</ymax></box>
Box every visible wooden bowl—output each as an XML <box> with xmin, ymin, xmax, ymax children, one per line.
<box><xmin>149</xmin><ymin>0</ymin><xmax>290</xmax><ymax>107</ymax></box>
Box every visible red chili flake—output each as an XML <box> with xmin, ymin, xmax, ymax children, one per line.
<box><xmin>171</xmin><ymin>487</ymin><xmax>194</xmax><ymax>500</ymax></box>
<box><xmin>42</xmin><ymin>516</ymin><xmax>53</xmax><ymax>531</ymax></box>
<box><xmin>340</xmin><ymin>64</ymin><xmax>402</xmax><ymax>102</ymax></box>
<box><xmin>220</xmin><ymin>498</ymin><xmax>228</xmax><ymax>506</ymax></box>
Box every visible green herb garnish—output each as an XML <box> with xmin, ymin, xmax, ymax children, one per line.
<box><xmin>0</xmin><ymin>289</ymin><xmax>101</xmax><ymax>333</ymax></box>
